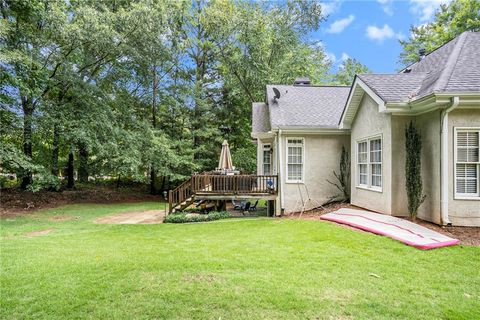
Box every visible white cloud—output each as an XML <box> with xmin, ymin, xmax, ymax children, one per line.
<box><xmin>377</xmin><ymin>0</ymin><xmax>394</xmax><ymax>16</ymax></box>
<box><xmin>366</xmin><ymin>24</ymin><xmax>404</xmax><ymax>42</ymax></box>
<box><xmin>341</xmin><ymin>52</ymin><xmax>350</xmax><ymax>61</ymax></box>
<box><xmin>326</xmin><ymin>15</ymin><xmax>355</xmax><ymax>34</ymax></box>
<box><xmin>366</xmin><ymin>24</ymin><xmax>394</xmax><ymax>41</ymax></box>
<box><xmin>320</xmin><ymin>0</ymin><xmax>343</xmax><ymax>16</ymax></box>
<box><xmin>409</xmin><ymin>0</ymin><xmax>451</xmax><ymax>22</ymax></box>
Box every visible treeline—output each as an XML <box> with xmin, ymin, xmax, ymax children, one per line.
<box><xmin>0</xmin><ymin>0</ymin><xmax>366</xmax><ymax>193</ymax></box>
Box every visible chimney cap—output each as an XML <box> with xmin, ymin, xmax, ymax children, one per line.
<box><xmin>293</xmin><ymin>77</ymin><xmax>311</xmax><ymax>85</ymax></box>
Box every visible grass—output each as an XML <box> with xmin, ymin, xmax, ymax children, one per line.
<box><xmin>1</xmin><ymin>202</ymin><xmax>479</xmax><ymax>319</ymax></box>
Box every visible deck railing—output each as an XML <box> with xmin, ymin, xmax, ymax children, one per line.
<box><xmin>191</xmin><ymin>174</ymin><xmax>278</xmax><ymax>195</ymax></box>
<box><xmin>168</xmin><ymin>178</ymin><xmax>193</xmax><ymax>214</ymax></box>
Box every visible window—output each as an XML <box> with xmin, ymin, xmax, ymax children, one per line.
<box><xmin>262</xmin><ymin>144</ymin><xmax>272</xmax><ymax>175</ymax></box>
<box><xmin>370</xmin><ymin>139</ymin><xmax>382</xmax><ymax>187</ymax></box>
<box><xmin>357</xmin><ymin>136</ymin><xmax>382</xmax><ymax>190</ymax></box>
<box><xmin>358</xmin><ymin>141</ymin><xmax>368</xmax><ymax>185</ymax></box>
<box><xmin>287</xmin><ymin>138</ymin><xmax>304</xmax><ymax>182</ymax></box>
<box><xmin>455</xmin><ymin>129</ymin><xmax>480</xmax><ymax>198</ymax></box>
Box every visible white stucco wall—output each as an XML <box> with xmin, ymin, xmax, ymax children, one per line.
<box><xmin>416</xmin><ymin>110</ymin><xmax>442</xmax><ymax>224</ymax></box>
<box><xmin>448</xmin><ymin>108</ymin><xmax>480</xmax><ymax>226</ymax></box>
<box><xmin>350</xmin><ymin>94</ymin><xmax>392</xmax><ymax>214</ymax></box>
<box><xmin>278</xmin><ymin>133</ymin><xmax>350</xmax><ymax>213</ymax></box>
<box><xmin>390</xmin><ymin>111</ymin><xmax>442</xmax><ymax>223</ymax></box>
<box><xmin>390</xmin><ymin>115</ymin><xmax>412</xmax><ymax>217</ymax></box>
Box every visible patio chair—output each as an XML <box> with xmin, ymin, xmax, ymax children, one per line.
<box><xmin>249</xmin><ymin>200</ymin><xmax>259</xmax><ymax>211</ymax></box>
<box><xmin>231</xmin><ymin>199</ymin><xmax>242</xmax><ymax>210</ymax></box>
<box><xmin>242</xmin><ymin>201</ymin><xmax>251</xmax><ymax>214</ymax></box>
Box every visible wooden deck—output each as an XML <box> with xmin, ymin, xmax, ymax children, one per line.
<box><xmin>168</xmin><ymin>173</ymin><xmax>278</xmax><ymax>213</ymax></box>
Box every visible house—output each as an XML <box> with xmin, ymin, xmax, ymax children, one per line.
<box><xmin>251</xmin><ymin>31</ymin><xmax>480</xmax><ymax>226</ymax></box>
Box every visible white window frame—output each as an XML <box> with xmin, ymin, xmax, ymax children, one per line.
<box><xmin>356</xmin><ymin>135</ymin><xmax>382</xmax><ymax>192</ymax></box>
<box><xmin>286</xmin><ymin>137</ymin><xmax>305</xmax><ymax>183</ymax></box>
<box><xmin>262</xmin><ymin>143</ymin><xmax>272</xmax><ymax>175</ymax></box>
<box><xmin>454</xmin><ymin>127</ymin><xmax>480</xmax><ymax>200</ymax></box>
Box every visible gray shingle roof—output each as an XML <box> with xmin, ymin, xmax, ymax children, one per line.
<box><xmin>443</xmin><ymin>32</ymin><xmax>480</xmax><ymax>92</ymax></box>
<box><xmin>266</xmin><ymin>85</ymin><xmax>350</xmax><ymax>128</ymax></box>
<box><xmin>252</xmin><ymin>103</ymin><xmax>270</xmax><ymax>133</ymax></box>
<box><xmin>361</xmin><ymin>31</ymin><xmax>480</xmax><ymax>103</ymax></box>
<box><xmin>358</xmin><ymin>73</ymin><xmax>428</xmax><ymax>103</ymax></box>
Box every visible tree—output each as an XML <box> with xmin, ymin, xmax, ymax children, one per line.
<box><xmin>0</xmin><ymin>0</ymin><xmax>334</xmax><ymax>193</ymax></box>
<box><xmin>399</xmin><ymin>0</ymin><xmax>480</xmax><ymax>66</ymax></box>
<box><xmin>333</xmin><ymin>58</ymin><xmax>370</xmax><ymax>86</ymax></box>
<box><xmin>405</xmin><ymin>121</ymin><xmax>426</xmax><ymax>220</ymax></box>
<box><xmin>1</xmin><ymin>0</ymin><xmax>70</xmax><ymax>188</ymax></box>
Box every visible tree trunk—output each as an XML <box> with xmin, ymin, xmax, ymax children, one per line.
<box><xmin>160</xmin><ymin>176</ymin><xmax>166</xmax><ymax>193</ymax></box>
<box><xmin>21</xmin><ymin>97</ymin><xmax>33</xmax><ymax>189</ymax></box>
<box><xmin>78</xmin><ymin>143</ymin><xmax>89</xmax><ymax>183</ymax></box>
<box><xmin>51</xmin><ymin>123</ymin><xmax>60</xmax><ymax>176</ymax></box>
<box><xmin>150</xmin><ymin>167</ymin><xmax>156</xmax><ymax>195</ymax></box>
<box><xmin>150</xmin><ymin>65</ymin><xmax>157</xmax><ymax>195</ymax></box>
<box><xmin>67</xmin><ymin>146</ymin><xmax>75</xmax><ymax>189</ymax></box>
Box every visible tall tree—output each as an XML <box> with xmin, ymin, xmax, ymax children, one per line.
<box><xmin>1</xmin><ymin>0</ymin><xmax>71</xmax><ymax>188</ymax></box>
<box><xmin>399</xmin><ymin>0</ymin><xmax>480</xmax><ymax>66</ymax></box>
<box><xmin>333</xmin><ymin>58</ymin><xmax>370</xmax><ymax>86</ymax></box>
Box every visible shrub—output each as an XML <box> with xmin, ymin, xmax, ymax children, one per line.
<box><xmin>164</xmin><ymin>211</ymin><xmax>231</xmax><ymax>223</ymax></box>
<box><xmin>405</xmin><ymin>121</ymin><xmax>426</xmax><ymax>220</ymax></box>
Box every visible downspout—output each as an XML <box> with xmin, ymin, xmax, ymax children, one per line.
<box><xmin>278</xmin><ymin>129</ymin><xmax>285</xmax><ymax>215</ymax></box>
<box><xmin>440</xmin><ymin>96</ymin><xmax>459</xmax><ymax>226</ymax></box>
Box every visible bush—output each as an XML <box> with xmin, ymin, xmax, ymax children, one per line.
<box><xmin>405</xmin><ymin>121</ymin><xmax>426</xmax><ymax>219</ymax></box>
<box><xmin>164</xmin><ymin>211</ymin><xmax>231</xmax><ymax>223</ymax></box>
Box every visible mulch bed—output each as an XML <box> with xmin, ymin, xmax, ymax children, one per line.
<box><xmin>286</xmin><ymin>202</ymin><xmax>480</xmax><ymax>247</ymax></box>
<box><xmin>0</xmin><ymin>187</ymin><xmax>164</xmax><ymax>218</ymax></box>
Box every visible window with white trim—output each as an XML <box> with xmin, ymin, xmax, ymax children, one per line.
<box><xmin>262</xmin><ymin>144</ymin><xmax>272</xmax><ymax>175</ymax></box>
<box><xmin>357</xmin><ymin>136</ymin><xmax>382</xmax><ymax>190</ymax></box>
<box><xmin>358</xmin><ymin>141</ymin><xmax>368</xmax><ymax>186</ymax></box>
<box><xmin>455</xmin><ymin>129</ymin><xmax>479</xmax><ymax>197</ymax></box>
<box><xmin>287</xmin><ymin>138</ymin><xmax>304</xmax><ymax>182</ymax></box>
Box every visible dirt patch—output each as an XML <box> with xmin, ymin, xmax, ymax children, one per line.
<box><xmin>0</xmin><ymin>187</ymin><xmax>164</xmax><ymax>217</ymax></box>
<box><xmin>182</xmin><ymin>273</ymin><xmax>223</xmax><ymax>283</ymax></box>
<box><xmin>48</xmin><ymin>215</ymin><xmax>73</xmax><ymax>222</ymax></box>
<box><xmin>286</xmin><ymin>202</ymin><xmax>360</xmax><ymax>220</ymax></box>
<box><xmin>24</xmin><ymin>228</ymin><xmax>54</xmax><ymax>237</ymax></box>
<box><xmin>95</xmin><ymin>210</ymin><xmax>164</xmax><ymax>224</ymax></box>
<box><xmin>287</xmin><ymin>202</ymin><xmax>480</xmax><ymax>246</ymax></box>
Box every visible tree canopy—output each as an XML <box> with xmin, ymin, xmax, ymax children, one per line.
<box><xmin>0</xmin><ymin>0</ymin><xmax>368</xmax><ymax>193</ymax></box>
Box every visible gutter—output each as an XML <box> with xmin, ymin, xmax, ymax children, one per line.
<box><xmin>277</xmin><ymin>129</ymin><xmax>285</xmax><ymax>215</ymax></box>
<box><xmin>440</xmin><ymin>96</ymin><xmax>459</xmax><ymax>226</ymax></box>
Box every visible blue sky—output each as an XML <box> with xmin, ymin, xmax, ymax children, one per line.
<box><xmin>312</xmin><ymin>0</ymin><xmax>450</xmax><ymax>73</ymax></box>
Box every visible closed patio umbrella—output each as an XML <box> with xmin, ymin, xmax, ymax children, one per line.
<box><xmin>218</xmin><ymin>140</ymin><xmax>233</xmax><ymax>170</ymax></box>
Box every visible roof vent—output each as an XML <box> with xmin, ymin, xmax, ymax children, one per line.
<box><xmin>418</xmin><ymin>48</ymin><xmax>426</xmax><ymax>60</ymax></box>
<box><xmin>293</xmin><ymin>77</ymin><xmax>311</xmax><ymax>86</ymax></box>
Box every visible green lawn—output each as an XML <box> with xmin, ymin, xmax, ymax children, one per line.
<box><xmin>1</xmin><ymin>202</ymin><xmax>479</xmax><ymax>319</ymax></box>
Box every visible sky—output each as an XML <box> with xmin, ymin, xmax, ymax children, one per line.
<box><xmin>312</xmin><ymin>0</ymin><xmax>450</xmax><ymax>73</ymax></box>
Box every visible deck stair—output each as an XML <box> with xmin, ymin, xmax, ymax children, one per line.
<box><xmin>168</xmin><ymin>177</ymin><xmax>194</xmax><ymax>213</ymax></box>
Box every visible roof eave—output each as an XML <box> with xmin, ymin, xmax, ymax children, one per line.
<box><xmin>339</xmin><ymin>76</ymin><xmax>385</xmax><ymax>129</ymax></box>
<box><xmin>272</xmin><ymin>126</ymin><xmax>350</xmax><ymax>135</ymax></box>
